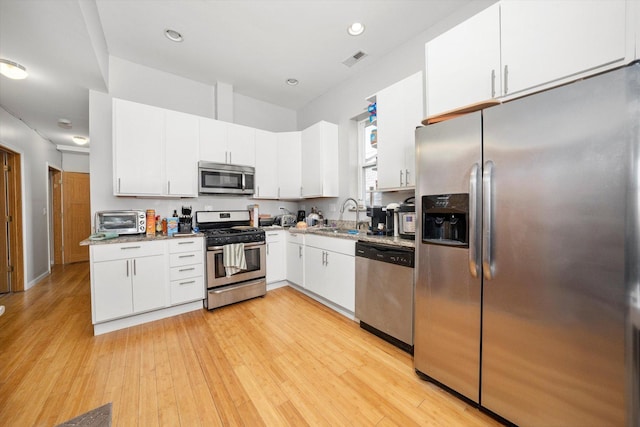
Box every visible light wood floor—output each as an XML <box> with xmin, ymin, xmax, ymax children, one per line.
<box><xmin>0</xmin><ymin>262</ymin><xmax>502</xmax><ymax>426</ymax></box>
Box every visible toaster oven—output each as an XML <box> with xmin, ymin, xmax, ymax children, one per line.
<box><xmin>95</xmin><ymin>210</ymin><xmax>146</xmax><ymax>235</ymax></box>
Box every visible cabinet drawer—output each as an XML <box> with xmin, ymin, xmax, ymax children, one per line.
<box><xmin>265</xmin><ymin>230</ymin><xmax>283</xmax><ymax>243</ymax></box>
<box><xmin>170</xmin><ymin>263</ymin><xmax>203</xmax><ymax>281</ymax></box>
<box><xmin>170</xmin><ymin>275</ymin><xmax>204</xmax><ymax>305</ymax></box>
<box><xmin>92</xmin><ymin>240</ymin><xmax>165</xmax><ymax>262</ymax></box>
<box><xmin>169</xmin><ymin>251</ymin><xmax>202</xmax><ymax>267</ymax></box>
<box><xmin>305</xmin><ymin>234</ymin><xmax>355</xmax><ymax>256</ymax></box>
<box><xmin>287</xmin><ymin>231</ymin><xmax>305</xmax><ymax>244</ymax></box>
<box><xmin>169</xmin><ymin>237</ymin><xmax>203</xmax><ymax>253</ymax></box>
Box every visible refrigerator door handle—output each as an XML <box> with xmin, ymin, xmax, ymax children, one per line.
<box><xmin>469</xmin><ymin>163</ymin><xmax>481</xmax><ymax>278</ymax></box>
<box><xmin>482</xmin><ymin>160</ymin><xmax>495</xmax><ymax>280</ymax></box>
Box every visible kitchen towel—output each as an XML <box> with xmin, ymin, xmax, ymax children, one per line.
<box><xmin>223</xmin><ymin>243</ymin><xmax>247</xmax><ymax>277</ymax></box>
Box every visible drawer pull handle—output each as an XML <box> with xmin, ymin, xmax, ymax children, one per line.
<box><xmin>178</xmin><ymin>254</ymin><xmax>195</xmax><ymax>258</ymax></box>
<box><xmin>179</xmin><ymin>268</ymin><xmax>195</xmax><ymax>272</ymax></box>
<box><xmin>121</xmin><ymin>246</ymin><xmax>141</xmax><ymax>250</ymax></box>
<box><xmin>178</xmin><ymin>241</ymin><xmax>194</xmax><ymax>245</ymax></box>
<box><xmin>179</xmin><ymin>280</ymin><xmax>196</xmax><ymax>285</ymax></box>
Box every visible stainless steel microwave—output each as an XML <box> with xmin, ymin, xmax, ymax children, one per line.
<box><xmin>95</xmin><ymin>210</ymin><xmax>146</xmax><ymax>235</ymax></box>
<box><xmin>198</xmin><ymin>161</ymin><xmax>255</xmax><ymax>195</ymax></box>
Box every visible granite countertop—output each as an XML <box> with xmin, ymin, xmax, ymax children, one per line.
<box><xmin>80</xmin><ymin>232</ymin><xmax>205</xmax><ymax>246</ymax></box>
<box><xmin>281</xmin><ymin>226</ymin><xmax>416</xmax><ymax>249</ymax></box>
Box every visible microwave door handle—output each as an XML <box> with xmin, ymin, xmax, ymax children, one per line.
<box><xmin>242</xmin><ymin>173</ymin><xmax>246</xmax><ymax>190</ymax></box>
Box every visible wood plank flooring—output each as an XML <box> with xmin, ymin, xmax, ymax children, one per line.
<box><xmin>0</xmin><ymin>262</ymin><xmax>502</xmax><ymax>426</ymax></box>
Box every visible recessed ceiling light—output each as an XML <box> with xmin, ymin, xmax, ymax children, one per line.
<box><xmin>72</xmin><ymin>136</ymin><xmax>88</xmax><ymax>145</ymax></box>
<box><xmin>286</xmin><ymin>78</ymin><xmax>299</xmax><ymax>86</ymax></box>
<box><xmin>347</xmin><ymin>22</ymin><xmax>365</xmax><ymax>36</ymax></box>
<box><xmin>58</xmin><ymin>118</ymin><xmax>72</xmax><ymax>129</ymax></box>
<box><xmin>164</xmin><ymin>29</ymin><xmax>183</xmax><ymax>42</ymax></box>
<box><xmin>0</xmin><ymin>59</ymin><xmax>28</xmax><ymax>79</ymax></box>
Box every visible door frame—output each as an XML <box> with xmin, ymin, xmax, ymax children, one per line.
<box><xmin>0</xmin><ymin>145</ymin><xmax>24</xmax><ymax>292</ymax></box>
<box><xmin>47</xmin><ymin>164</ymin><xmax>63</xmax><ymax>268</ymax></box>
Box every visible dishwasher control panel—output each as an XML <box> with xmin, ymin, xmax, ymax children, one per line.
<box><xmin>355</xmin><ymin>242</ymin><xmax>414</xmax><ymax>268</ymax></box>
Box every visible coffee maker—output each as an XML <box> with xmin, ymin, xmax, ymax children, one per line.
<box><xmin>366</xmin><ymin>206</ymin><xmax>388</xmax><ymax>235</ymax></box>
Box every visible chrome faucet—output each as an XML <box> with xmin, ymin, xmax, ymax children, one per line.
<box><xmin>340</xmin><ymin>197</ymin><xmax>363</xmax><ymax>230</ymax></box>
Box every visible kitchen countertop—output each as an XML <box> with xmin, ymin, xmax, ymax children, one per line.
<box><xmin>80</xmin><ymin>232</ymin><xmax>204</xmax><ymax>246</ymax></box>
<box><xmin>265</xmin><ymin>226</ymin><xmax>415</xmax><ymax>249</ymax></box>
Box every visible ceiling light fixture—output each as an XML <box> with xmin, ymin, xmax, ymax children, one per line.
<box><xmin>72</xmin><ymin>136</ymin><xmax>88</xmax><ymax>145</ymax></box>
<box><xmin>347</xmin><ymin>22</ymin><xmax>365</xmax><ymax>36</ymax></box>
<box><xmin>58</xmin><ymin>118</ymin><xmax>72</xmax><ymax>129</ymax></box>
<box><xmin>0</xmin><ymin>59</ymin><xmax>28</xmax><ymax>79</ymax></box>
<box><xmin>164</xmin><ymin>29</ymin><xmax>183</xmax><ymax>42</ymax></box>
<box><xmin>286</xmin><ymin>78</ymin><xmax>299</xmax><ymax>86</ymax></box>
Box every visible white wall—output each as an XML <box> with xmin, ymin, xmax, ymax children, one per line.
<box><xmin>0</xmin><ymin>107</ymin><xmax>62</xmax><ymax>289</ymax></box>
<box><xmin>297</xmin><ymin>0</ymin><xmax>495</xmax><ymax>221</ymax></box>
<box><xmin>61</xmin><ymin>152</ymin><xmax>90</xmax><ymax>173</ymax></box>
<box><xmin>89</xmin><ymin>57</ymin><xmax>299</xmax><ymax>228</ymax></box>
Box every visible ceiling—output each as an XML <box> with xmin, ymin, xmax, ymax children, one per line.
<box><xmin>0</xmin><ymin>0</ymin><xmax>471</xmax><ymax>148</ymax></box>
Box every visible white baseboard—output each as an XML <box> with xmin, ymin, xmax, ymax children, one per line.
<box><xmin>26</xmin><ymin>270</ymin><xmax>51</xmax><ymax>290</ymax></box>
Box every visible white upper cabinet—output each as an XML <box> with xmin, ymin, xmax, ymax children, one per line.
<box><xmin>376</xmin><ymin>71</ymin><xmax>424</xmax><ymax>190</ymax></box>
<box><xmin>199</xmin><ymin>118</ymin><xmax>228</xmax><ymax>163</ymax></box>
<box><xmin>113</xmin><ymin>98</ymin><xmax>164</xmax><ymax>195</ymax></box>
<box><xmin>165</xmin><ymin>110</ymin><xmax>198</xmax><ymax>196</ymax></box>
<box><xmin>500</xmin><ymin>0</ymin><xmax>627</xmax><ymax>96</ymax></box>
<box><xmin>227</xmin><ymin>123</ymin><xmax>256</xmax><ymax>166</ymax></box>
<box><xmin>254</xmin><ymin>129</ymin><xmax>279</xmax><ymax>199</ymax></box>
<box><xmin>425</xmin><ymin>0</ymin><xmax>630</xmax><ymax>118</ymax></box>
<box><xmin>199</xmin><ymin>119</ymin><xmax>256</xmax><ymax>167</ymax></box>
<box><xmin>301</xmin><ymin>121</ymin><xmax>338</xmax><ymax>198</ymax></box>
<box><xmin>113</xmin><ymin>98</ymin><xmax>197</xmax><ymax>197</ymax></box>
<box><xmin>426</xmin><ymin>3</ymin><xmax>500</xmax><ymax>117</ymax></box>
<box><xmin>277</xmin><ymin>132</ymin><xmax>302</xmax><ymax>199</ymax></box>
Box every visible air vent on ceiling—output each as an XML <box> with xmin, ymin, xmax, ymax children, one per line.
<box><xmin>342</xmin><ymin>50</ymin><xmax>368</xmax><ymax>67</ymax></box>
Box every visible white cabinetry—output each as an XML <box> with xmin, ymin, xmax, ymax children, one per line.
<box><xmin>426</xmin><ymin>3</ymin><xmax>500</xmax><ymax>117</ymax></box>
<box><xmin>375</xmin><ymin>72</ymin><xmax>423</xmax><ymax>190</ymax></box>
<box><xmin>304</xmin><ymin>235</ymin><xmax>355</xmax><ymax>312</ymax></box>
<box><xmin>199</xmin><ymin>119</ymin><xmax>256</xmax><ymax>167</ymax></box>
<box><xmin>254</xmin><ymin>129</ymin><xmax>279</xmax><ymax>199</ymax></box>
<box><xmin>113</xmin><ymin>99</ymin><xmax>164</xmax><ymax>195</ymax></box>
<box><xmin>91</xmin><ymin>241</ymin><xmax>167</xmax><ymax>323</ymax></box>
<box><xmin>500</xmin><ymin>0</ymin><xmax>627</xmax><ymax>97</ymax></box>
<box><xmin>277</xmin><ymin>132</ymin><xmax>302</xmax><ymax>199</ymax></box>
<box><xmin>301</xmin><ymin>121</ymin><xmax>339</xmax><ymax>198</ymax></box>
<box><xmin>425</xmin><ymin>1</ymin><xmax>629</xmax><ymax>118</ymax></box>
<box><xmin>266</xmin><ymin>230</ymin><xmax>286</xmax><ymax>283</ymax></box>
<box><xmin>165</xmin><ymin>110</ymin><xmax>199</xmax><ymax>196</ymax></box>
<box><xmin>113</xmin><ymin>98</ymin><xmax>198</xmax><ymax>197</ymax></box>
<box><xmin>168</xmin><ymin>238</ymin><xmax>205</xmax><ymax>305</ymax></box>
<box><xmin>286</xmin><ymin>231</ymin><xmax>304</xmax><ymax>286</ymax></box>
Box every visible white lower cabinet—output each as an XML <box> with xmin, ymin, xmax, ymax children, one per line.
<box><xmin>90</xmin><ymin>237</ymin><xmax>205</xmax><ymax>334</ymax></box>
<box><xmin>266</xmin><ymin>230</ymin><xmax>286</xmax><ymax>283</ymax></box>
<box><xmin>303</xmin><ymin>235</ymin><xmax>355</xmax><ymax>312</ymax></box>
<box><xmin>286</xmin><ymin>231</ymin><xmax>304</xmax><ymax>286</ymax></box>
<box><xmin>91</xmin><ymin>241</ymin><xmax>167</xmax><ymax>323</ymax></box>
<box><xmin>168</xmin><ymin>238</ymin><xmax>205</xmax><ymax>305</ymax></box>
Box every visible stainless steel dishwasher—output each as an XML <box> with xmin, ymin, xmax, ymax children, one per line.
<box><xmin>355</xmin><ymin>241</ymin><xmax>415</xmax><ymax>353</ymax></box>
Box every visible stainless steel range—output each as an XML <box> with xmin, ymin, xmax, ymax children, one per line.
<box><xmin>195</xmin><ymin>210</ymin><xmax>266</xmax><ymax>310</ymax></box>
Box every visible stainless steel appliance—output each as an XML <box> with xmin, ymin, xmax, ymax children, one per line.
<box><xmin>397</xmin><ymin>197</ymin><xmax>416</xmax><ymax>240</ymax></box>
<box><xmin>94</xmin><ymin>210</ymin><xmax>145</xmax><ymax>235</ymax></box>
<box><xmin>414</xmin><ymin>64</ymin><xmax>639</xmax><ymax>425</ymax></box>
<box><xmin>355</xmin><ymin>241</ymin><xmax>414</xmax><ymax>353</ymax></box>
<box><xmin>195</xmin><ymin>210</ymin><xmax>266</xmax><ymax>309</ymax></box>
<box><xmin>198</xmin><ymin>161</ymin><xmax>255</xmax><ymax>195</ymax></box>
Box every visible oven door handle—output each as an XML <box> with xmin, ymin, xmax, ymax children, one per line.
<box><xmin>208</xmin><ymin>242</ymin><xmax>265</xmax><ymax>251</ymax></box>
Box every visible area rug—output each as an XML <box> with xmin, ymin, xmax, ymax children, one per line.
<box><xmin>55</xmin><ymin>402</ymin><xmax>112</xmax><ymax>427</ymax></box>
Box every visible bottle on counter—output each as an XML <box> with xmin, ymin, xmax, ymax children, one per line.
<box><xmin>155</xmin><ymin>215</ymin><xmax>162</xmax><ymax>234</ymax></box>
<box><xmin>146</xmin><ymin>209</ymin><xmax>156</xmax><ymax>237</ymax></box>
<box><xmin>162</xmin><ymin>218</ymin><xmax>167</xmax><ymax>236</ymax></box>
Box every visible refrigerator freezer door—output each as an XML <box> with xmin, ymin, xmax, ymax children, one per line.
<box><xmin>414</xmin><ymin>112</ymin><xmax>482</xmax><ymax>403</ymax></box>
<box><xmin>481</xmin><ymin>66</ymin><xmax>635</xmax><ymax>425</ymax></box>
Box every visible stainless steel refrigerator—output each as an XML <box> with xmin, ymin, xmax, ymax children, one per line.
<box><xmin>414</xmin><ymin>63</ymin><xmax>640</xmax><ymax>426</ymax></box>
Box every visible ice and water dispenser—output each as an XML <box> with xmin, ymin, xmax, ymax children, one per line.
<box><xmin>422</xmin><ymin>194</ymin><xmax>469</xmax><ymax>247</ymax></box>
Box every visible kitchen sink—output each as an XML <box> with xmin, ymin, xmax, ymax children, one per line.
<box><xmin>314</xmin><ymin>228</ymin><xmax>360</xmax><ymax>235</ymax></box>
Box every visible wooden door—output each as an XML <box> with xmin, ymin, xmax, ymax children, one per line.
<box><xmin>62</xmin><ymin>172</ymin><xmax>90</xmax><ymax>263</ymax></box>
<box><xmin>51</xmin><ymin>169</ymin><xmax>62</xmax><ymax>265</ymax></box>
